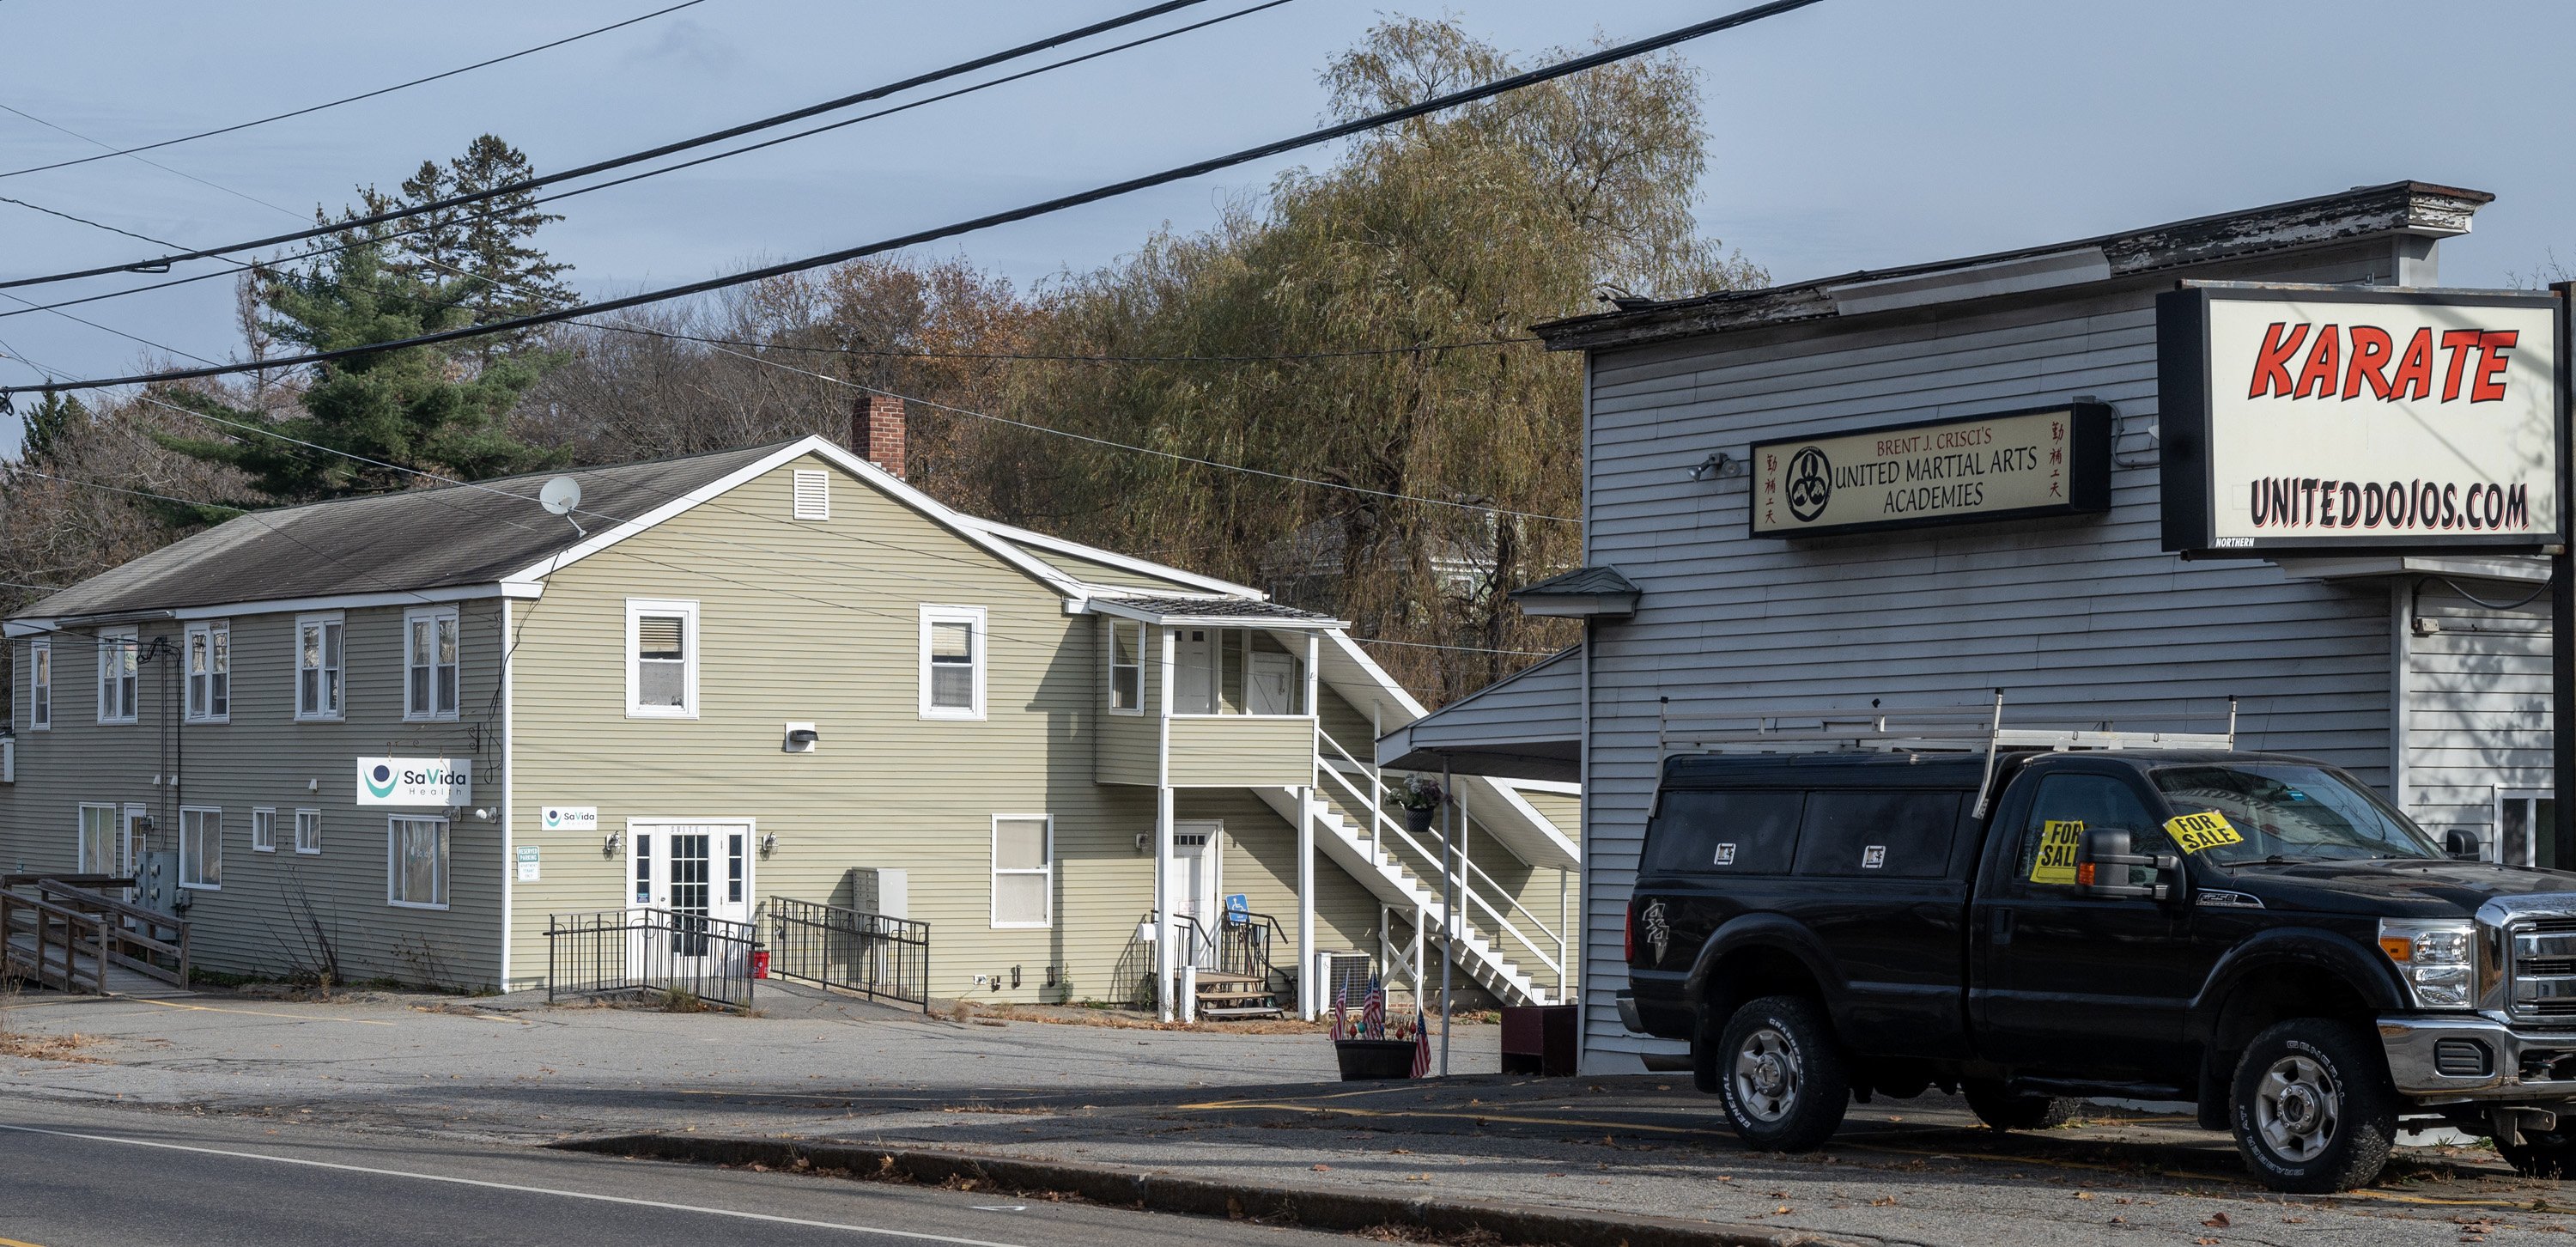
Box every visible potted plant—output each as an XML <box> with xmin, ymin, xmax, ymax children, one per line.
<box><xmin>1395</xmin><ymin>775</ymin><xmax>1445</xmax><ymax>835</ymax></box>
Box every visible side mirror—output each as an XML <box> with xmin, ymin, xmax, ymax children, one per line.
<box><xmin>2080</xmin><ymin>828</ymin><xmax>2181</xmax><ymax>902</ymax></box>
<box><xmin>2443</xmin><ymin>829</ymin><xmax>2485</xmax><ymax>862</ymax></box>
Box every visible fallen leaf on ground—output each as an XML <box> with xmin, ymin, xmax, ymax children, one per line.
<box><xmin>2205</xmin><ymin>1213</ymin><xmax>2232</xmax><ymax>1228</ymax></box>
<box><xmin>1310</xmin><ymin>1165</ymin><xmax>1330</xmax><ymax>1171</ymax></box>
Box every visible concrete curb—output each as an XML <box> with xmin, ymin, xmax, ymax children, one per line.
<box><xmin>551</xmin><ymin>1134</ymin><xmax>1865</xmax><ymax>1247</ymax></box>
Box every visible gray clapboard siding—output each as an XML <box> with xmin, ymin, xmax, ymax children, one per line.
<box><xmin>1574</xmin><ymin>241</ymin><xmax>2420</xmax><ymax>1063</ymax></box>
<box><xmin>0</xmin><ymin>602</ymin><xmax>507</xmax><ymax>986</ymax></box>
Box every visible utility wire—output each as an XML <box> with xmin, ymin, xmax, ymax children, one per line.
<box><xmin>0</xmin><ymin>0</ymin><xmax>708</xmax><ymax>179</ymax></box>
<box><xmin>0</xmin><ymin>0</ymin><xmax>1296</xmax><ymax>325</ymax></box>
<box><xmin>3</xmin><ymin>0</ymin><xmax>1822</xmax><ymax>393</ymax></box>
<box><xmin>0</xmin><ymin>0</ymin><xmax>1220</xmax><ymax>290</ymax></box>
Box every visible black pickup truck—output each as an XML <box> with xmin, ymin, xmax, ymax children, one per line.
<box><xmin>1619</xmin><ymin>748</ymin><xmax>2576</xmax><ymax>1192</ymax></box>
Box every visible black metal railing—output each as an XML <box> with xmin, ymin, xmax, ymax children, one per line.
<box><xmin>766</xmin><ymin>897</ymin><xmax>930</xmax><ymax>1012</ymax></box>
<box><xmin>544</xmin><ymin>909</ymin><xmax>756</xmax><ymax>1010</ymax></box>
<box><xmin>1126</xmin><ymin>908</ymin><xmax>1293</xmax><ymax>1012</ymax></box>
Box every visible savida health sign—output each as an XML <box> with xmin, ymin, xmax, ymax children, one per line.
<box><xmin>2160</xmin><ymin>284</ymin><xmax>2563</xmax><ymax>555</ymax></box>
<box><xmin>356</xmin><ymin>757</ymin><xmax>471</xmax><ymax>806</ymax></box>
<box><xmin>1750</xmin><ymin>404</ymin><xmax>2111</xmax><ymax>538</ymax></box>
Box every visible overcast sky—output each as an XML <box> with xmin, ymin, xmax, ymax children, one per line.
<box><xmin>3</xmin><ymin>0</ymin><xmax>2572</xmax><ymax>454</ymax></box>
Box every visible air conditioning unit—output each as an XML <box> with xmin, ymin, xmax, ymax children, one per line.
<box><xmin>1313</xmin><ymin>951</ymin><xmax>1373</xmax><ymax>1010</ymax></box>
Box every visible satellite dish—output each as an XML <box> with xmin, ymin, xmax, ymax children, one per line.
<box><xmin>538</xmin><ymin>477</ymin><xmax>582</xmax><ymax>516</ymax></box>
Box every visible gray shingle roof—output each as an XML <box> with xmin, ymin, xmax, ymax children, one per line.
<box><xmin>1511</xmin><ymin>566</ymin><xmax>1637</xmax><ymax>598</ymax></box>
<box><xmin>1097</xmin><ymin>595</ymin><xmax>1336</xmax><ymax>623</ymax></box>
<box><xmin>16</xmin><ymin>442</ymin><xmax>787</xmax><ymax>621</ymax></box>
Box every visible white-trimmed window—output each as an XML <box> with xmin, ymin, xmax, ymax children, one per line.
<box><xmin>404</xmin><ymin>606</ymin><xmax>459</xmax><ymax>721</ymax></box>
<box><xmin>27</xmin><ymin>639</ymin><xmax>49</xmax><ymax>731</ymax></box>
<box><xmin>991</xmin><ymin>815</ymin><xmax>1052</xmax><ymax>928</ymax></box>
<box><xmin>78</xmin><ymin>803</ymin><xmax>116</xmax><ymax>873</ymax></box>
<box><xmin>294</xmin><ymin>808</ymin><xmax>322</xmax><ymax>855</ymax></box>
<box><xmin>250</xmin><ymin>807</ymin><xmax>276</xmax><ymax>853</ymax></box>
<box><xmin>792</xmin><ymin>468</ymin><xmax>830</xmax><ymax>520</ymax></box>
<box><xmin>179</xmin><ymin>806</ymin><xmax>222</xmax><ymax>890</ymax></box>
<box><xmin>625</xmin><ymin>599</ymin><xmax>699</xmax><ymax>718</ymax></box>
<box><xmin>295</xmin><ymin>612</ymin><xmax>345</xmax><ymax>721</ymax></box>
<box><xmin>96</xmin><ymin>628</ymin><xmax>138</xmax><ymax>724</ymax></box>
<box><xmin>185</xmin><ymin>621</ymin><xmax>230</xmax><ymax>722</ymax></box>
<box><xmin>920</xmin><ymin>605</ymin><xmax>986</xmax><ymax>720</ymax></box>
<box><xmin>1106</xmin><ymin>620</ymin><xmax>1143</xmax><ymax>714</ymax></box>
<box><xmin>388</xmin><ymin>815</ymin><xmax>448</xmax><ymax>909</ymax></box>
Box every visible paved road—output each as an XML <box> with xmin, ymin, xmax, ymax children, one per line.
<box><xmin>0</xmin><ymin>1098</ymin><xmax>1344</xmax><ymax>1247</ymax></box>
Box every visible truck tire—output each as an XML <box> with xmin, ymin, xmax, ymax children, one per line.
<box><xmin>1716</xmin><ymin>995</ymin><xmax>1850</xmax><ymax>1152</ymax></box>
<box><xmin>2229</xmin><ymin>1019</ymin><xmax>2398</xmax><ymax>1193</ymax></box>
<box><xmin>2498</xmin><ymin>1129</ymin><xmax>2576</xmax><ymax>1177</ymax></box>
<box><xmin>1962</xmin><ymin>1080</ymin><xmax>2075</xmax><ymax>1132</ymax></box>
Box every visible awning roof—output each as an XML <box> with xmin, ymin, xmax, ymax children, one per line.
<box><xmin>1376</xmin><ymin>646</ymin><xmax>1582</xmax><ymax>782</ymax></box>
<box><xmin>1083</xmin><ymin>595</ymin><xmax>1346</xmax><ymax>628</ymax></box>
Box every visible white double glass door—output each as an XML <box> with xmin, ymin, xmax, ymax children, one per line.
<box><xmin>628</xmin><ymin>822</ymin><xmax>753</xmax><ymax>977</ymax></box>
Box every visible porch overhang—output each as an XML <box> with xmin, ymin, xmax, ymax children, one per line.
<box><xmin>1509</xmin><ymin>566</ymin><xmax>1638</xmax><ymax>620</ymax></box>
<box><xmin>1078</xmin><ymin>594</ymin><xmax>1347</xmax><ymax>630</ymax></box>
<box><xmin>1376</xmin><ymin>646</ymin><xmax>1583</xmax><ymax>783</ymax></box>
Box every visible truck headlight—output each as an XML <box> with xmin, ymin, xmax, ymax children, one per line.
<box><xmin>2379</xmin><ymin>920</ymin><xmax>2476</xmax><ymax>1009</ymax></box>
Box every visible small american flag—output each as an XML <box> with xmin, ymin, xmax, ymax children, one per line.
<box><xmin>1360</xmin><ymin>977</ymin><xmax>1386</xmax><ymax>1040</ymax></box>
<box><xmin>1411</xmin><ymin>1013</ymin><xmax>1432</xmax><ymax>1079</ymax></box>
<box><xmin>1330</xmin><ymin>984</ymin><xmax>1349</xmax><ymax>1041</ymax></box>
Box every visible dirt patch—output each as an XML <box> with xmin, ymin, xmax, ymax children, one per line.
<box><xmin>945</xmin><ymin>1000</ymin><xmax>1494</xmax><ymax>1036</ymax></box>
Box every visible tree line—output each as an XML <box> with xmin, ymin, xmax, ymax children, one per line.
<box><xmin>0</xmin><ymin>17</ymin><xmax>1762</xmax><ymax>706</ymax></box>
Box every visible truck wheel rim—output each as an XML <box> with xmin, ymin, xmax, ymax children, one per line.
<box><xmin>1733</xmin><ymin>1026</ymin><xmax>1801</xmax><ymax>1122</ymax></box>
<box><xmin>2254</xmin><ymin>1054</ymin><xmax>2342</xmax><ymax>1162</ymax></box>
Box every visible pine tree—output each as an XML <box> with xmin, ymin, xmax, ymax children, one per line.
<box><xmin>352</xmin><ymin>135</ymin><xmax>575</xmax><ymax>365</ymax></box>
<box><xmin>152</xmin><ymin>241</ymin><xmax>564</xmax><ymax>520</ymax></box>
<box><xmin>15</xmin><ymin>391</ymin><xmax>86</xmax><ymax>465</ymax></box>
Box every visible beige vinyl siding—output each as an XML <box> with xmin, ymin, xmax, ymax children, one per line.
<box><xmin>1166</xmin><ymin>715</ymin><xmax>1314</xmax><ymax>788</ymax></box>
<box><xmin>0</xmin><ymin>602</ymin><xmax>506</xmax><ymax>987</ymax></box>
<box><xmin>1095</xmin><ymin>635</ymin><xmax>1160</xmax><ymax>784</ymax></box>
<box><xmin>502</xmin><ymin>456</ymin><xmax>1185</xmax><ymax>1001</ymax></box>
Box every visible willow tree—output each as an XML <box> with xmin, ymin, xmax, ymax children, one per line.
<box><xmin>991</xmin><ymin>17</ymin><xmax>1761</xmax><ymax>701</ymax></box>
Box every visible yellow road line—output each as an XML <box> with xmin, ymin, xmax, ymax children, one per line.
<box><xmin>125</xmin><ymin>998</ymin><xmax>393</xmax><ymax>1026</ymax></box>
<box><xmin>0</xmin><ymin>1236</ymin><xmax>50</xmax><ymax>1246</ymax></box>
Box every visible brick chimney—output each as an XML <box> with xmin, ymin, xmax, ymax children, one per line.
<box><xmin>851</xmin><ymin>392</ymin><xmax>906</xmax><ymax>479</ymax></box>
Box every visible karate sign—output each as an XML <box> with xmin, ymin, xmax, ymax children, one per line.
<box><xmin>2159</xmin><ymin>283</ymin><xmax>2565</xmax><ymax>555</ymax></box>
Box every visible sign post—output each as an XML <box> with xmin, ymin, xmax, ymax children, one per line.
<box><xmin>2555</xmin><ymin>282</ymin><xmax>2574</xmax><ymax>867</ymax></box>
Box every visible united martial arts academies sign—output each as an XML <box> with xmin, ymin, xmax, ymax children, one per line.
<box><xmin>2160</xmin><ymin>283</ymin><xmax>2564</xmax><ymax>556</ymax></box>
<box><xmin>1751</xmin><ymin>403</ymin><xmax>2112</xmax><ymax>538</ymax></box>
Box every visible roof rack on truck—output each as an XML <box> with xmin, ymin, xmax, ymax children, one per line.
<box><xmin>1656</xmin><ymin>689</ymin><xmax>2239</xmax><ymax>817</ymax></box>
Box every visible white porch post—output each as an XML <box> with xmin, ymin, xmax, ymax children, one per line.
<box><xmin>1439</xmin><ymin>758</ymin><xmax>1455</xmax><ymax>1078</ymax></box>
<box><xmin>1298</xmin><ymin>632</ymin><xmax>1321</xmax><ymax>1019</ymax></box>
<box><xmin>1368</xmin><ymin>700</ymin><xmax>1382</xmax><ymax>865</ymax></box>
<box><xmin>1156</xmin><ymin>624</ymin><xmax>1176</xmax><ymax>1023</ymax></box>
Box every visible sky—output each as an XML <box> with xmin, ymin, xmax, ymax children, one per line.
<box><xmin>2</xmin><ymin>0</ymin><xmax>2573</xmax><ymax>456</ymax></box>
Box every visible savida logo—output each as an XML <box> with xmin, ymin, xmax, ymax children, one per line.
<box><xmin>544</xmin><ymin>808</ymin><xmax>562</xmax><ymax>829</ymax></box>
<box><xmin>364</xmin><ymin>763</ymin><xmax>398</xmax><ymax>800</ymax></box>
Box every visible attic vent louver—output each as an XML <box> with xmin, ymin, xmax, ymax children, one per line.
<box><xmin>793</xmin><ymin>469</ymin><xmax>829</xmax><ymax>520</ymax></box>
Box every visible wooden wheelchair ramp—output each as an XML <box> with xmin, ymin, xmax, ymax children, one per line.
<box><xmin>0</xmin><ymin>875</ymin><xmax>191</xmax><ymax>998</ymax></box>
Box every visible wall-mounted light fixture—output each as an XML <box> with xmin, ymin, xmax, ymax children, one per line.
<box><xmin>603</xmin><ymin>828</ymin><xmax>623</xmax><ymax>857</ymax></box>
<box><xmin>760</xmin><ymin>830</ymin><xmax>778</xmax><ymax>858</ymax></box>
<box><xmin>307</xmin><ymin>778</ymin><xmax>320</xmax><ymax>794</ymax></box>
<box><xmin>1686</xmin><ymin>451</ymin><xmax>1738</xmax><ymax>482</ymax></box>
<box><xmin>783</xmin><ymin>722</ymin><xmax>819</xmax><ymax>753</ymax></box>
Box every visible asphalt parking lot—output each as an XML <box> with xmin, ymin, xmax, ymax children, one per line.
<box><xmin>0</xmin><ymin>984</ymin><xmax>2558</xmax><ymax>1246</ymax></box>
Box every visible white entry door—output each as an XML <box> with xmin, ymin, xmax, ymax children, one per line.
<box><xmin>1173</xmin><ymin>628</ymin><xmax>1218</xmax><ymax>713</ymax></box>
<box><xmin>1248</xmin><ymin>653</ymin><xmax>1298</xmax><ymax>715</ymax></box>
<box><xmin>1163</xmin><ymin>823</ymin><xmax>1223</xmax><ymax>968</ymax></box>
<box><xmin>629</xmin><ymin>823</ymin><xmax>754</xmax><ymax>978</ymax></box>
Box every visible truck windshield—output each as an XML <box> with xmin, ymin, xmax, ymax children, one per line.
<box><xmin>2150</xmin><ymin>763</ymin><xmax>2441</xmax><ymax>865</ymax></box>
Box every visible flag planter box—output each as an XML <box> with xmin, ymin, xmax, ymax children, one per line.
<box><xmin>1333</xmin><ymin>1038</ymin><xmax>1418</xmax><ymax>1081</ymax></box>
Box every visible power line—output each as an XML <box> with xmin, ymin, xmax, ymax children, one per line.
<box><xmin>0</xmin><ymin>0</ymin><xmax>708</xmax><ymax>180</ymax></box>
<box><xmin>589</xmin><ymin>325</ymin><xmax>1543</xmax><ymax>365</ymax></box>
<box><xmin>1</xmin><ymin>0</ymin><xmax>1824</xmax><ymax>393</ymax></box>
<box><xmin>0</xmin><ymin>0</ymin><xmax>1297</xmax><ymax>325</ymax></box>
<box><xmin>611</xmin><ymin>321</ymin><xmax>1582</xmax><ymax>524</ymax></box>
<box><xmin>0</xmin><ymin>0</ymin><xmax>1223</xmax><ymax>291</ymax></box>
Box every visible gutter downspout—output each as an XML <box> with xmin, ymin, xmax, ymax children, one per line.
<box><xmin>2391</xmin><ymin>579</ymin><xmax>2413</xmax><ymax>813</ymax></box>
<box><xmin>499</xmin><ymin>600</ymin><xmax>515</xmax><ymax>990</ymax></box>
